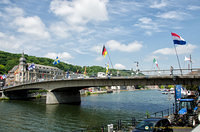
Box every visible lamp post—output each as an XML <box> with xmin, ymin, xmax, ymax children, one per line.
<box><xmin>0</xmin><ymin>82</ymin><xmax>3</xmax><ymax>90</ymax></box>
<box><xmin>134</xmin><ymin>61</ymin><xmax>139</xmax><ymax>75</ymax></box>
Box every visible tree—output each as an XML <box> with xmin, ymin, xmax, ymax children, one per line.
<box><xmin>5</xmin><ymin>59</ymin><xmax>18</xmax><ymax>72</ymax></box>
<box><xmin>0</xmin><ymin>64</ymin><xmax>6</xmax><ymax>74</ymax></box>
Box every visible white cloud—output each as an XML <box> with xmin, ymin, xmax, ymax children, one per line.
<box><xmin>150</xmin><ymin>0</ymin><xmax>167</xmax><ymax>9</ymax></box>
<box><xmin>5</xmin><ymin>7</ymin><xmax>24</xmax><ymax>17</ymax></box>
<box><xmin>0</xmin><ymin>0</ymin><xmax>11</xmax><ymax>4</ymax></box>
<box><xmin>108</xmin><ymin>1</ymin><xmax>142</xmax><ymax>16</ymax></box>
<box><xmin>0</xmin><ymin>32</ymin><xmax>6</xmax><ymax>38</ymax></box>
<box><xmin>134</xmin><ymin>17</ymin><xmax>160</xmax><ymax>35</ymax></box>
<box><xmin>106</xmin><ymin>40</ymin><xmax>143</xmax><ymax>52</ymax></box>
<box><xmin>50</xmin><ymin>0</ymin><xmax>108</xmax><ymax>28</ymax></box>
<box><xmin>44</xmin><ymin>52</ymin><xmax>73</xmax><ymax>62</ymax></box>
<box><xmin>49</xmin><ymin>22</ymin><xmax>70</xmax><ymax>38</ymax></box>
<box><xmin>138</xmin><ymin>17</ymin><xmax>152</xmax><ymax>24</ymax></box>
<box><xmin>95</xmin><ymin>56</ymin><xmax>104</xmax><ymax>61</ymax></box>
<box><xmin>156</xmin><ymin>11</ymin><xmax>188</xmax><ymax>20</ymax></box>
<box><xmin>91</xmin><ymin>45</ymin><xmax>105</xmax><ymax>61</ymax></box>
<box><xmin>73</xmin><ymin>48</ymin><xmax>87</xmax><ymax>55</ymax></box>
<box><xmin>153</xmin><ymin>44</ymin><xmax>196</xmax><ymax>55</ymax></box>
<box><xmin>134</xmin><ymin>17</ymin><xmax>158</xmax><ymax>30</ymax></box>
<box><xmin>0</xmin><ymin>32</ymin><xmax>22</xmax><ymax>52</ymax></box>
<box><xmin>90</xmin><ymin>45</ymin><xmax>102</xmax><ymax>54</ymax></box>
<box><xmin>187</xmin><ymin>5</ymin><xmax>200</xmax><ymax>10</ymax></box>
<box><xmin>13</xmin><ymin>16</ymin><xmax>50</xmax><ymax>39</ymax></box>
<box><xmin>114</xmin><ymin>63</ymin><xmax>126</xmax><ymax>69</ymax></box>
<box><xmin>145</xmin><ymin>31</ymin><xmax>153</xmax><ymax>36</ymax></box>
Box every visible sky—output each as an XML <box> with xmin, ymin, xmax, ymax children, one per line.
<box><xmin>0</xmin><ymin>0</ymin><xmax>200</xmax><ymax>71</ymax></box>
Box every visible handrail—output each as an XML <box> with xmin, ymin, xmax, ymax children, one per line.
<box><xmin>151</xmin><ymin>106</ymin><xmax>175</xmax><ymax>118</ymax></box>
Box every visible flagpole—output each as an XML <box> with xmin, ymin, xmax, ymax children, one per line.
<box><xmin>173</xmin><ymin>44</ymin><xmax>183</xmax><ymax>75</ymax></box>
<box><xmin>190</xmin><ymin>54</ymin><xmax>192</xmax><ymax>72</ymax></box>
<box><xmin>107</xmin><ymin>52</ymin><xmax>114</xmax><ymax>69</ymax></box>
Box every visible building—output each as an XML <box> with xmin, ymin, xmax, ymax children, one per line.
<box><xmin>97</xmin><ymin>72</ymin><xmax>106</xmax><ymax>78</ymax></box>
<box><xmin>5</xmin><ymin>53</ymin><xmax>65</xmax><ymax>86</ymax></box>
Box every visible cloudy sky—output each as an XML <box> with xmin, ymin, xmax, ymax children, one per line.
<box><xmin>0</xmin><ymin>0</ymin><xmax>200</xmax><ymax>71</ymax></box>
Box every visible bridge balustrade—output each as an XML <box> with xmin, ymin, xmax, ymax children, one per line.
<box><xmin>140</xmin><ymin>68</ymin><xmax>199</xmax><ymax>76</ymax></box>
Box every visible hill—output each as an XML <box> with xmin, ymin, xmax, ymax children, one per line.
<box><xmin>0</xmin><ymin>50</ymin><xmax>134</xmax><ymax>76</ymax></box>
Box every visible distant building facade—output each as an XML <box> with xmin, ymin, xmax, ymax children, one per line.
<box><xmin>5</xmin><ymin>53</ymin><xmax>64</xmax><ymax>86</ymax></box>
<box><xmin>97</xmin><ymin>72</ymin><xmax>106</xmax><ymax>78</ymax></box>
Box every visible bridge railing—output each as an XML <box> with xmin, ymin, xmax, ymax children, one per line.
<box><xmin>3</xmin><ymin>68</ymin><xmax>200</xmax><ymax>89</ymax></box>
<box><xmin>140</xmin><ymin>68</ymin><xmax>200</xmax><ymax>76</ymax></box>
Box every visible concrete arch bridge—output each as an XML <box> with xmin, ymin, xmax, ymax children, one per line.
<box><xmin>3</xmin><ymin>75</ymin><xmax>200</xmax><ymax>104</ymax></box>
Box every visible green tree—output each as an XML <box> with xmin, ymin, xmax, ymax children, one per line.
<box><xmin>0</xmin><ymin>64</ymin><xmax>6</xmax><ymax>74</ymax></box>
<box><xmin>5</xmin><ymin>59</ymin><xmax>18</xmax><ymax>72</ymax></box>
<box><xmin>0</xmin><ymin>50</ymin><xmax>136</xmax><ymax>76</ymax></box>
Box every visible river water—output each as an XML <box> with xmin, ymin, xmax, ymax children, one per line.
<box><xmin>0</xmin><ymin>90</ymin><xmax>174</xmax><ymax>131</ymax></box>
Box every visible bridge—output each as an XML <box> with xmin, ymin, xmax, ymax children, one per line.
<box><xmin>2</xmin><ymin>74</ymin><xmax>200</xmax><ymax>104</ymax></box>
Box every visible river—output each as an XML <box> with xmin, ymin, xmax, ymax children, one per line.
<box><xmin>0</xmin><ymin>90</ymin><xmax>174</xmax><ymax>131</ymax></box>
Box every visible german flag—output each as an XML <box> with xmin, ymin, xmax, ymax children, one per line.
<box><xmin>102</xmin><ymin>45</ymin><xmax>107</xmax><ymax>58</ymax></box>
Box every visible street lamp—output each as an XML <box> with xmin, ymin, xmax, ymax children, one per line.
<box><xmin>0</xmin><ymin>82</ymin><xmax>3</xmax><ymax>90</ymax></box>
<box><xmin>134</xmin><ymin>61</ymin><xmax>139</xmax><ymax>75</ymax></box>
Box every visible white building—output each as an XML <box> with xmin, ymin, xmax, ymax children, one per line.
<box><xmin>97</xmin><ymin>72</ymin><xmax>106</xmax><ymax>78</ymax></box>
<box><xmin>5</xmin><ymin>53</ymin><xmax>64</xmax><ymax>86</ymax></box>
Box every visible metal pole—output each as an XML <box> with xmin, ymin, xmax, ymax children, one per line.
<box><xmin>174</xmin><ymin>86</ymin><xmax>177</xmax><ymax>114</ymax></box>
<box><xmin>190</xmin><ymin>54</ymin><xmax>192</xmax><ymax>72</ymax></box>
<box><xmin>173</xmin><ymin>44</ymin><xmax>182</xmax><ymax>75</ymax></box>
<box><xmin>135</xmin><ymin>61</ymin><xmax>139</xmax><ymax>75</ymax></box>
<box><xmin>132</xmin><ymin>117</ymin><xmax>136</xmax><ymax>127</ymax></box>
<box><xmin>107</xmin><ymin>52</ymin><xmax>114</xmax><ymax>69</ymax></box>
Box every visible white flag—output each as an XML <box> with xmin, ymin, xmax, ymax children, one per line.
<box><xmin>184</xmin><ymin>56</ymin><xmax>191</xmax><ymax>62</ymax></box>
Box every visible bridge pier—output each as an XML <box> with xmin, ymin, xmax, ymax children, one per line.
<box><xmin>0</xmin><ymin>90</ymin><xmax>6</xmax><ymax>98</ymax></box>
<box><xmin>46</xmin><ymin>90</ymin><xmax>81</xmax><ymax>104</ymax></box>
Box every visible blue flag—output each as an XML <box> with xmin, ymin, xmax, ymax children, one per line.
<box><xmin>53</xmin><ymin>56</ymin><xmax>60</xmax><ymax>65</ymax></box>
<box><xmin>2</xmin><ymin>74</ymin><xmax>7</xmax><ymax>79</ymax></box>
<box><xmin>175</xmin><ymin>85</ymin><xmax>182</xmax><ymax>100</ymax></box>
<box><xmin>28</xmin><ymin>63</ymin><xmax>35</xmax><ymax>70</ymax></box>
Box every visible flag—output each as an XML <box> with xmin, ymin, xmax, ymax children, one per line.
<box><xmin>2</xmin><ymin>74</ymin><xmax>6</xmax><ymax>79</ymax></box>
<box><xmin>175</xmin><ymin>85</ymin><xmax>182</xmax><ymax>100</ymax></box>
<box><xmin>153</xmin><ymin>58</ymin><xmax>159</xmax><ymax>69</ymax></box>
<box><xmin>84</xmin><ymin>67</ymin><xmax>87</xmax><ymax>76</ymax></box>
<box><xmin>53</xmin><ymin>56</ymin><xmax>60</xmax><ymax>65</ymax></box>
<box><xmin>28</xmin><ymin>63</ymin><xmax>35</xmax><ymax>70</ymax></box>
<box><xmin>102</xmin><ymin>45</ymin><xmax>108</xmax><ymax>57</ymax></box>
<box><xmin>171</xmin><ymin>32</ymin><xmax>186</xmax><ymax>45</ymax></box>
<box><xmin>184</xmin><ymin>56</ymin><xmax>191</xmax><ymax>62</ymax></box>
<box><xmin>14</xmin><ymin>67</ymin><xmax>19</xmax><ymax>75</ymax></box>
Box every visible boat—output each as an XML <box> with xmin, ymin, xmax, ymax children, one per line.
<box><xmin>107</xmin><ymin>90</ymin><xmax>113</xmax><ymax>93</ymax></box>
<box><xmin>170</xmin><ymin>88</ymin><xmax>175</xmax><ymax>94</ymax></box>
<box><xmin>162</xmin><ymin>91</ymin><xmax>169</xmax><ymax>94</ymax></box>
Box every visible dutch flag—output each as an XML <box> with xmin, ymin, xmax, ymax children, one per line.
<box><xmin>171</xmin><ymin>32</ymin><xmax>186</xmax><ymax>45</ymax></box>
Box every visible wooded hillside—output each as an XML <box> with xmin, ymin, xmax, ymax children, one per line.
<box><xmin>0</xmin><ymin>50</ymin><xmax>134</xmax><ymax>76</ymax></box>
